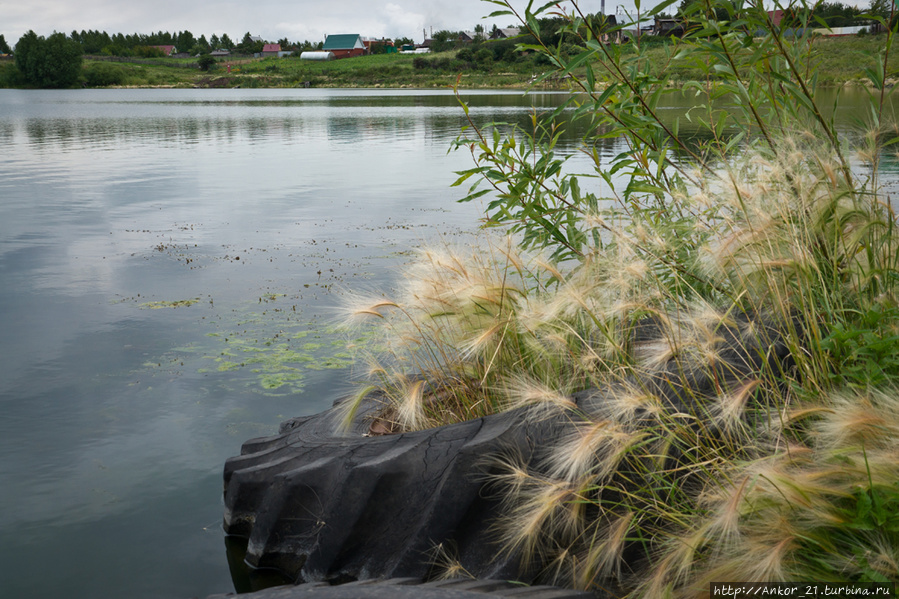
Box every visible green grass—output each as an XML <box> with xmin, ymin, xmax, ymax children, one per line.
<box><xmin>586</xmin><ymin>32</ymin><xmax>899</xmax><ymax>86</ymax></box>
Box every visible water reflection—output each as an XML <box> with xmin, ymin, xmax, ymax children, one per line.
<box><xmin>4</xmin><ymin>89</ymin><xmax>580</xmax><ymax>150</ymax></box>
<box><xmin>0</xmin><ymin>88</ymin><xmax>572</xmax><ymax>599</ymax></box>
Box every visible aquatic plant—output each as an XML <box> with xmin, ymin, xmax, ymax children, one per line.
<box><xmin>340</xmin><ymin>0</ymin><xmax>899</xmax><ymax>593</ymax></box>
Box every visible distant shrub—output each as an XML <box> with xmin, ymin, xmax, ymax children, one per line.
<box><xmin>133</xmin><ymin>46</ymin><xmax>166</xmax><ymax>58</ymax></box>
<box><xmin>456</xmin><ymin>47</ymin><xmax>475</xmax><ymax>62</ymax></box>
<box><xmin>84</xmin><ymin>61</ymin><xmax>126</xmax><ymax>86</ymax></box>
<box><xmin>197</xmin><ymin>54</ymin><xmax>215</xmax><ymax>71</ymax></box>
<box><xmin>413</xmin><ymin>56</ymin><xmax>456</xmax><ymax>71</ymax></box>
<box><xmin>475</xmin><ymin>48</ymin><xmax>494</xmax><ymax>66</ymax></box>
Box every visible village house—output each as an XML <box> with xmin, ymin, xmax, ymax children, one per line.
<box><xmin>261</xmin><ymin>43</ymin><xmax>281</xmax><ymax>57</ymax></box>
<box><xmin>489</xmin><ymin>28</ymin><xmax>521</xmax><ymax>39</ymax></box>
<box><xmin>322</xmin><ymin>34</ymin><xmax>367</xmax><ymax>58</ymax></box>
<box><xmin>363</xmin><ymin>38</ymin><xmax>397</xmax><ymax>54</ymax></box>
<box><xmin>149</xmin><ymin>45</ymin><xmax>177</xmax><ymax>56</ymax></box>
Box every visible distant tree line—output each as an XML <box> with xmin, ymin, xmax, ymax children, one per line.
<box><xmin>414</xmin><ymin>14</ymin><xmax>613</xmax><ymax>71</ymax></box>
<box><xmin>424</xmin><ymin>17</ymin><xmax>589</xmax><ymax>54</ymax></box>
<box><xmin>668</xmin><ymin>0</ymin><xmax>888</xmax><ymax>29</ymax></box>
<box><xmin>65</xmin><ymin>29</ymin><xmax>322</xmax><ymax>57</ymax></box>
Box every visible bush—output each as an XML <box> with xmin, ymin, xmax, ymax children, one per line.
<box><xmin>474</xmin><ymin>47</ymin><xmax>494</xmax><ymax>66</ymax></box>
<box><xmin>133</xmin><ymin>45</ymin><xmax>166</xmax><ymax>58</ymax></box>
<box><xmin>456</xmin><ymin>47</ymin><xmax>475</xmax><ymax>62</ymax></box>
<box><xmin>83</xmin><ymin>61</ymin><xmax>126</xmax><ymax>86</ymax></box>
<box><xmin>197</xmin><ymin>54</ymin><xmax>216</xmax><ymax>71</ymax></box>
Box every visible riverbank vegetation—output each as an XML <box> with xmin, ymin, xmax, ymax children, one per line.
<box><xmin>340</xmin><ymin>0</ymin><xmax>899</xmax><ymax>595</ymax></box>
<box><xmin>1</xmin><ymin>33</ymin><xmax>896</xmax><ymax>89</ymax></box>
<box><xmin>1</xmin><ymin>11</ymin><xmax>898</xmax><ymax>89</ymax></box>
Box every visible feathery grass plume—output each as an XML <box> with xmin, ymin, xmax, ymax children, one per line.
<box><xmin>395</xmin><ymin>377</ymin><xmax>430</xmax><ymax>431</ymax></box>
<box><xmin>498</xmin><ymin>475</ymin><xmax>590</xmax><ymax>564</ymax></box>
<box><xmin>639</xmin><ymin>388</ymin><xmax>899</xmax><ymax>594</ymax></box>
<box><xmin>592</xmin><ymin>382</ymin><xmax>666</xmax><ymax>426</ymax></box>
<box><xmin>546</xmin><ymin>418</ymin><xmax>648</xmax><ymax>483</ymax></box>
<box><xmin>576</xmin><ymin>510</ymin><xmax>635</xmax><ymax>587</ymax></box>
<box><xmin>503</xmin><ymin>375</ymin><xmax>580</xmax><ymax>419</ymax></box>
<box><xmin>337</xmin><ymin>235</ymin><xmax>542</xmax><ymax>431</ymax></box>
<box><xmin>481</xmin><ymin>448</ymin><xmax>534</xmax><ymax>499</ymax></box>
<box><xmin>426</xmin><ymin>541</ymin><xmax>476</xmax><ymax>581</ymax></box>
<box><xmin>708</xmin><ymin>379</ymin><xmax>762</xmax><ymax>435</ymax></box>
<box><xmin>814</xmin><ymin>388</ymin><xmax>899</xmax><ymax>451</ymax></box>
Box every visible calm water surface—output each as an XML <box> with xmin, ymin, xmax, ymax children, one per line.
<box><xmin>1</xmin><ymin>86</ymin><xmax>896</xmax><ymax>599</ymax></box>
<box><xmin>0</xmin><ymin>88</ymin><xmax>592</xmax><ymax>599</ymax></box>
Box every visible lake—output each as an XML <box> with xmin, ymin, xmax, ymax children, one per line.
<box><xmin>0</xmin><ymin>86</ymin><xmax>894</xmax><ymax>599</ymax></box>
<box><xmin>0</xmin><ymin>88</ymin><xmax>594</xmax><ymax>599</ymax></box>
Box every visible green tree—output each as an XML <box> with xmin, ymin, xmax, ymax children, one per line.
<box><xmin>238</xmin><ymin>32</ymin><xmax>263</xmax><ymax>53</ymax></box>
<box><xmin>868</xmin><ymin>0</ymin><xmax>894</xmax><ymax>19</ymax></box>
<box><xmin>430</xmin><ymin>30</ymin><xmax>460</xmax><ymax>52</ymax></box>
<box><xmin>220</xmin><ymin>33</ymin><xmax>233</xmax><ymax>49</ymax></box>
<box><xmin>811</xmin><ymin>1</ymin><xmax>863</xmax><ymax>27</ymax></box>
<box><xmin>197</xmin><ymin>54</ymin><xmax>216</xmax><ymax>71</ymax></box>
<box><xmin>678</xmin><ymin>0</ymin><xmax>729</xmax><ymax>22</ymax></box>
<box><xmin>0</xmin><ymin>34</ymin><xmax>11</xmax><ymax>54</ymax></box>
<box><xmin>15</xmin><ymin>31</ymin><xmax>83</xmax><ymax>88</ymax></box>
<box><xmin>176</xmin><ymin>30</ymin><xmax>195</xmax><ymax>52</ymax></box>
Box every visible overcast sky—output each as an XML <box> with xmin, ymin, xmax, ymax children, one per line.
<box><xmin>2</xmin><ymin>0</ymin><xmax>647</xmax><ymax>47</ymax></box>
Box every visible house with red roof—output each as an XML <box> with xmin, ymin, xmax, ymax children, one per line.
<box><xmin>149</xmin><ymin>45</ymin><xmax>177</xmax><ymax>56</ymax></box>
<box><xmin>262</xmin><ymin>43</ymin><xmax>281</xmax><ymax>57</ymax></box>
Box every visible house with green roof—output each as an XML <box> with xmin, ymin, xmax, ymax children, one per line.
<box><xmin>322</xmin><ymin>34</ymin><xmax>366</xmax><ymax>59</ymax></box>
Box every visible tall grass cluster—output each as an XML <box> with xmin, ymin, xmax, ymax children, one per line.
<box><xmin>339</xmin><ymin>0</ymin><xmax>899</xmax><ymax>594</ymax></box>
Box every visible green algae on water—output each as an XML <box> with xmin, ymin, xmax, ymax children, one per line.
<box><xmin>139</xmin><ymin>298</ymin><xmax>201</xmax><ymax>309</ymax></box>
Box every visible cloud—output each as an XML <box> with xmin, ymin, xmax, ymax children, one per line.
<box><xmin>384</xmin><ymin>3</ymin><xmax>426</xmax><ymax>36</ymax></box>
<box><xmin>2</xmin><ymin>0</ymin><xmax>588</xmax><ymax>48</ymax></box>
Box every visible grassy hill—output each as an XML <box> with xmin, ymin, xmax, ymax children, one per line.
<box><xmin>0</xmin><ymin>33</ymin><xmax>896</xmax><ymax>89</ymax></box>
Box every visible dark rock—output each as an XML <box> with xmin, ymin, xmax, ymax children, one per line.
<box><xmin>223</xmin><ymin>392</ymin><xmax>571</xmax><ymax>585</ymax></box>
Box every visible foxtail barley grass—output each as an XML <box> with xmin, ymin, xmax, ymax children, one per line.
<box><xmin>338</xmin><ymin>135</ymin><xmax>899</xmax><ymax>593</ymax></box>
